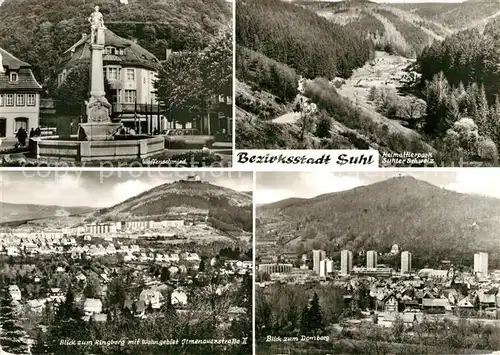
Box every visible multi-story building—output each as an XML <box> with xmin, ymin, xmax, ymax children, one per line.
<box><xmin>0</xmin><ymin>48</ymin><xmax>42</xmax><ymax>138</ymax></box>
<box><xmin>57</xmin><ymin>30</ymin><xmax>161</xmax><ymax>133</ymax></box>
<box><xmin>258</xmin><ymin>263</ymin><xmax>293</xmax><ymax>274</ymax></box>
<box><xmin>474</xmin><ymin>252</ymin><xmax>488</xmax><ymax>277</ymax></box>
<box><xmin>367</xmin><ymin>250</ymin><xmax>378</xmax><ymax>268</ymax></box>
<box><xmin>340</xmin><ymin>249</ymin><xmax>353</xmax><ymax>275</ymax></box>
<box><xmin>312</xmin><ymin>249</ymin><xmax>326</xmax><ymax>275</ymax></box>
<box><xmin>401</xmin><ymin>251</ymin><xmax>412</xmax><ymax>275</ymax></box>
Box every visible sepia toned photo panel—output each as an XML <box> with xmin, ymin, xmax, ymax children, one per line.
<box><xmin>0</xmin><ymin>0</ymin><xmax>232</xmax><ymax>168</ymax></box>
<box><xmin>255</xmin><ymin>170</ymin><xmax>500</xmax><ymax>354</ymax></box>
<box><xmin>0</xmin><ymin>170</ymin><xmax>252</xmax><ymax>354</ymax></box>
<box><xmin>235</xmin><ymin>0</ymin><xmax>500</xmax><ymax>167</ymax></box>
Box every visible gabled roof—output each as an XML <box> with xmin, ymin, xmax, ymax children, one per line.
<box><xmin>0</xmin><ymin>48</ymin><xmax>42</xmax><ymax>91</ymax></box>
<box><xmin>61</xmin><ymin>29</ymin><xmax>160</xmax><ymax>71</ymax></box>
<box><xmin>0</xmin><ymin>47</ymin><xmax>30</xmax><ymax>69</ymax></box>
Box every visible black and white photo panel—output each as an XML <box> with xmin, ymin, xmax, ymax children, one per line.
<box><xmin>0</xmin><ymin>169</ymin><xmax>252</xmax><ymax>355</ymax></box>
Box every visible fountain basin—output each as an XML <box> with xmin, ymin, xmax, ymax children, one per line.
<box><xmin>78</xmin><ymin>122</ymin><xmax>122</xmax><ymax>141</ymax></box>
<box><xmin>31</xmin><ymin>135</ymin><xmax>165</xmax><ymax>162</ymax></box>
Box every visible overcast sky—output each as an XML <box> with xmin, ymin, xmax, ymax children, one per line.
<box><xmin>0</xmin><ymin>171</ymin><xmax>253</xmax><ymax>208</ymax></box>
<box><xmin>255</xmin><ymin>170</ymin><xmax>500</xmax><ymax>205</ymax></box>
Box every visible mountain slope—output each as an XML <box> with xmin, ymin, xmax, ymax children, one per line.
<box><xmin>257</xmin><ymin>176</ymin><xmax>500</xmax><ymax>267</ymax></box>
<box><xmin>0</xmin><ymin>202</ymin><xmax>94</xmax><ymax>224</ymax></box>
<box><xmin>96</xmin><ymin>180</ymin><xmax>253</xmax><ymax>233</ymax></box>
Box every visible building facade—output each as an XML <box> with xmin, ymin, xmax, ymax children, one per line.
<box><xmin>0</xmin><ymin>48</ymin><xmax>42</xmax><ymax>138</ymax></box>
<box><xmin>258</xmin><ymin>263</ymin><xmax>293</xmax><ymax>274</ymax></box>
<box><xmin>312</xmin><ymin>249</ymin><xmax>326</xmax><ymax>275</ymax></box>
<box><xmin>58</xmin><ymin>30</ymin><xmax>161</xmax><ymax>133</ymax></box>
<box><xmin>474</xmin><ymin>252</ymin><xmax>488</xmax><ymax>277</ymax></box>
<box><xmin>367</xmin><ymin>250</ymin><xmax>378</xmax><ymax>268</ymax></box>
<box><xmin>341</xmin><ymin>249</ymin><xmax>353</xmax><ymax>275</ymax></box>
<box><xmin>401</xmin><ymin>251</ymin><xmax>412</xmax><ymax>275</ymax></box>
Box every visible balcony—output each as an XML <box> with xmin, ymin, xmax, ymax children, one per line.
<box><xmin>112</xmin><ymin>103</ymin><xmax>159</xmax><ymax>114</ymax></box>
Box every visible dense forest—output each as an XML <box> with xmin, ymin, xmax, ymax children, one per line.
<box><xmin>236</xmin><ymin>0</ymin><xmax>373</xmax><ymax>80</ymax></box>
<box><xmin>415</xmin><ymin>22</ymin><xmax>500</xmax><ymax>161</ymax></box>
<box><xmin>0</xmin><ymin>0</ymin><xmax>230</xmax><ymax>89</ymax></box>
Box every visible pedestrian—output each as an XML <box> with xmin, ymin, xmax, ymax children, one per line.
<box><xmin>202</xmin><ymin>145</ymin><xmax>210</xmax><ymax>154</ymax></box>
<box><xmin>29</xmin><ymin>128</ymin><xmax>35</xmax><ymax>139</ymax></box>
<box><xmin>15</xmin><ymin>127</ymin><xmax>27</xmax><ymax>147</ymax></box>
<box><xmin>35</xmin><ymin>127</ymin><xmax>41</xmax><ymax>137</ymax></box>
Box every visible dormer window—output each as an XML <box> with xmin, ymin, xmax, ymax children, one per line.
<box><xmin>10</xmin><ymin>72</ymin><xmax>18</xmax><ymax>82</ymax></box>
<box><xmin>105</xmin><ymin>46</ymin><xmax>116</xmax><ymax>55</ymax></box>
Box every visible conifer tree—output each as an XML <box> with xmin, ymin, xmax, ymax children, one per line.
<box><xmin>0</xmin><ymin>286</ymin><xmax>29</xmax><ymax>354</ymax></box>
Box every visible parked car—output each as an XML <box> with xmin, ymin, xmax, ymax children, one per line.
<box><xmin>163</xmin><ymin>128</ymin><xmax>215</xmax><ymax>149</ymax></box>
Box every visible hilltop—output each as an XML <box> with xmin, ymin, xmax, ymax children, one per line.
<box><xmin>0</xmin><ymin>0</ymin><xmax>231</xmax><ymax>86</ymax></box>
<box><xmin>257</xmin><ymin>176</ymin><xmax>500</xmax><ymax>267</ymax></box>
<box><xmin>95</xmin><ymin>180</ymin><xmax>253</xmax><ymax>233</ymax></box>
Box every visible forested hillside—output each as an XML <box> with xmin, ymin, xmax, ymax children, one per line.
<box><xmin>0</xmin><ymin>0</ymin><xmax>230</xmax><ymax>88</ymax></box>
<box><xmin>236</xmin><ymin>0</ymin><xmax>373</xmax><ymax>80</ymax></box>
<box><xmin>257</xmin><ymin>176</ymin><xmax>500</xmax><ymax>268</ymax></box>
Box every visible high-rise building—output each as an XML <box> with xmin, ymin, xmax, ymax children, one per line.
<box><xmin>474</xmin><ymin>252</ymin><xmax>488</xmax><ymax>276</ymax></box>
<box><xmin>312</xmin><ymin>250</ymin><xmax>326</xmax><ymax>275</ymax></box>
<box><xmin>319</xmin><ymin>259</ymin><xmax>327</xmax><ymax>277</ymax></box>
<box><xmin>326</xmin><ymin>259</ymin><xmax>334</xmax><ymax>273</ymax></box>
<box><xmin>401</xmin><ymin>251</ymin><xmax>412</xmax><ymax>275</ymax></box>
<box><xmin>340</xmin><ymin>249</ymin><xmax>353</xmax><ymax>275</ymax></box>
<box><xmin>367</xmin><ymin>250</ymin><xmax>377</xmax><ymax>268</ymax></box>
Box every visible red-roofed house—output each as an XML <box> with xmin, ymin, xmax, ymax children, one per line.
<box><xmin>0</xmin><ymin>47</ymin><xmax>42</xmax><ymax>138</ymax></box>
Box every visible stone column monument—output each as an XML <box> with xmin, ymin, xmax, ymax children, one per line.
<box><xmin>78</xmin><ymin>5</ymin><xmax>121</xmax><ymax>141</ymax></box>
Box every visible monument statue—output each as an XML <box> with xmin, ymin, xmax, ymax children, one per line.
<box><xmin>88</xmin><ymin>6</ymin><xmax>105</xmax><ymax>44</ymax></box>
<box><xmin>78</xmin><ymin>5</ymin><xmax>120</xmax><ymax>141</ymax></box>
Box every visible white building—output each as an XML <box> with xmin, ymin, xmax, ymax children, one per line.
<box><xmin>8</xmin><ymin>285</ymin><xmax>21</xmax><ymax>301</ymax></box>
<box><xmin>0</xmin><ymin>48</ymin><xmax>42</xmax><ymax>138</ymax></box>
<box><xmin>171</xmin><ymin>289</ymin><xmax>188</xmax><ymax>306</ymax></box>
<box><xmin>340</xmin><ymin>249</ymin><xmax>353</xmax><ymax>275</ymax></box>
<box><xmin>312</xmin><ymin>249</ymin><xmax>326</xmax><ymax>275</ymax></box>
<box><xmin>58</xmin><ymin>29</ymin><xmax>161</xmax><ymax>133</ymax></box>
<box><xmin>401</xmin><ymin>251</ymin><xmax>412</xmax><ymax>275</ymax></box>
<box><xmin>367</xmin><ymin>250</ymin><xmax>377</xmax><ymax>268</ymax></box>
<box><xmin>474</xmin><ymin>252</ymin><xmax>488</xmax><ymax>277</ymax></box>
<box><xmin>83</xmin><ymin>298</ymin><xmax>102</xmax><ymax>315</ymax></box>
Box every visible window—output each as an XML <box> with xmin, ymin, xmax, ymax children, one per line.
<box><xmin>6</xmin><ymin>94</ymin><xmax>14</xmax><ymax>106</ymax></box>
<box><xmin>108</xmin><ymin>68</ymin><xmax>118</xmax><ymax>80</ymax></box>
<box><xmin>126</xmin><ymin>69</ymin><xmax>135</xmax><ymax>81</ymax></box>
<box><xmin>117</xmin><ymin>90</ymin><xmax>122</xmax><ymax>103</ymax></box>
<box><xmin>119</xmin><ymin>48</ymin><xmax>125</xmax><ymax>55</ymax></box>
<box><xmin>27</xmin><ymin>94</ymin><xmax>36</xmax><ymax>106</ymax></box>
<box><xmin>16</xmin><ymin>94</ymin><xmax>25</xmax><ymax>106</ymax></box>
<box><xmin>105</xmin><ymin>47</ymin><xmax>116</xmax><ymax>55</ymax></box>
<box><xmin>124</xmin><ymin>90</ymin><xmax>136</xmax><ymax>104</ymax></box>
<box><xmin>10</xmin><ymin>72</ymin><xmax>18</xmax><ymax>82</ymax></box>
<box><xmin>0</xmin><ymin>94</ymin><xmax>3</xmax><ymax>106</ymax></box>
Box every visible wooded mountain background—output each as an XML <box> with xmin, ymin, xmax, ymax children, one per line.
<box><xmin>257</xmin><ymin>176</ymin><xmax>500</xmax><ymax>269</ymax></box>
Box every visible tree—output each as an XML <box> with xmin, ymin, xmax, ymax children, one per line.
<box><xmin>0</xmin><ymin>287</ymin><xmax>29</xmax><ymax>354</ymax></box>
<box><xmin>155</xmin><ymin>52</ymin><xmax>208</xmax><ymax>128</ymax></box>
<box><xmin>53</xmin><ymin>64</ymin><xmax>89</xmax><ymax>117</ymax></box>
<box><xmin>315</xmin><ymin>111</ymin><xmax>332</xmax><ymax>138</ymax></box>
<box><xmin>46</xmin><ymin>289</ymin><xmax>90</xmax><ymax>354</ymax></box>
<box><xmin>401</xmin><ymin>97</ymin><xmax>427</xmax><ymax>128</ymax></box>
<box><xmin>307</xmin><ymin>293</ymin><xmax>325</xmax><ymax>335</ymax></box>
